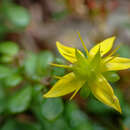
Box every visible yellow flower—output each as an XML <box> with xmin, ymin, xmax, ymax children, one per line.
<box><xmin>44</xmin><ymin>33</ymin><xmax>130</xmax><ymax>113</ymax></box>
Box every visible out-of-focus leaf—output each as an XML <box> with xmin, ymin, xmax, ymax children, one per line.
<box><xmin>0</xmin><ymin>41</ymin><xmax>19</xmax><ymax>56</ymax></box>
<box><xmin>0</xmin><ymin>24</ymin><xmax>8</xmax><ymax>39</ymax></box>
<box><xmin>43</xmin><ymin>117</ymin><xmax>71</xmax><ymax>130</ymax></box>
<box><xmin>1</xmin><ymin>119</ymin><xmax>18</xmax><ymax>130</ymax></box>
<box><xmin>41</xmin><ymin>98</ymin><xmax>64</xmax><ymax>121</ymax></box>
<box><xmin>103</xmin><ymin>71</ymin><xmax>120</xmax><ymax>83</ymax></box>
<box><xmin>93</xmin><ymin>123</ymin><xmax>107</xmax><ymax>130</ymax></box>
<box><xmin>24</xmin><ymin>52</ymin><xmax>37</xmax><ymax>78</ymax></box>
<box><xmin>1</xmin><ymin>119</ymin><xmax>42</xmax><ymax>130</ymax></box>
<box><xmin>117</xmin><ymin>44</ymin><xmax>130</xmax><ymax>58</ymax></box>
<box><xmin>17</xmin><ymin>122</ymin><xmax>42</xmax><ymax>130</ymax></box>
<box><xmin>114</xmin><ymin>88</ymin><xmax>125</xmax><ymax>107</ymax></box>
<box><xmin>32</xmin><ymin>84</ymin><xmax>45</xmax><ymax>97</ymax></box>
<box><xmin>1</xmin><ymin>3</ymin><xmax>30</xmax><ymax>30</ymax></box>
<box><xmin>123</xmin><ymin>105</ymin><xmax>130</xmax><ymax>117</ymax></box>
<box><xmin>87</xmin><ymin>97</ymin><xmax>112</xmax><ymax>114</ymax></box>
<box><xmin>4</xmin><ymin>73</ymin><xmax>23</xmax><ymax>87</ymax></box>
<box><xmin>37</xmin><ymin>51</ymin><xmax>54</xmax><ymax>76</ymax></box>
<box><xmin>0</xmin><ymin>65</ymin><xmax>13</xmax><ymax>79</ymax></box>
<box><xmin>75</xmin><ymin>122</ymin><xmax>93</xmax><ymax>130</ymax></box>
<box><xmin>65</xmin><ymin>102</ymin><xmax>92</xmax><ymax>129</ymax></box>
<box><xmin>7</xmin><ymin>86</ymin><xmax>32</xmax><ymax>113</ymax></box>
<box><xmin>52</xmin><ymin>10</ymin><xmax>69</xmax><ymax>20</ymax></box>
<box><xmin>0</xmin><ymin>85</ymin><xmax>6</xmax><ymax>114</ymax></box>
<box><xmin>124</xmin><ymin>117</ymin><xmax>130</xmax><ymax>129</ymax></box>
<box><xmin>80</xmin><ymin>84</ymin><xmax>91</xmax><ymax>99</ymax></box>
<box><xmin>0</xmin><ymin>55</ymin><xmax>14</xmax><ymax>63</ymax></box>
<box><xmin>52</xmin><ymin>67</ymin><xmax>65</xmax><ymax>77</ymax></box>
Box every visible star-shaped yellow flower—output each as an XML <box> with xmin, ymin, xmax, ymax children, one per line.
<box><xmin>44</xmin><ymin>33</ymin><xmax>130</xmax><ymax>113</ymax></box>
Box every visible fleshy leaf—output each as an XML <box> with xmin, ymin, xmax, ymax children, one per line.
<box><xmin>90</xmin><ymin>74</ymin><xmax>121</xmax><ymax>113</ymax></box>
<box><xmin>44</xmin><ymin>72</ymin><xmax>85</xmax><ymax>98</ymax></box>
<box><xmin>89</xmin><ymin>36</ymin><xmax>116</xmax><ymax>57</ymax></box>
<box><xmin>106</xmin><ymin>57</ymin><xmax>130</xmax><ymax>71</ymax></box>
<box><xmin>56</xmin><ymin>41</ymin><xmax>84</xmax><ymax>63</ymax></box>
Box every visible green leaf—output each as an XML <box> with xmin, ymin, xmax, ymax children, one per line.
<box><xmin>1</xmin><ymin>3</ymin><xmax>30</xmax><ymax>30</ymax></box>
<box><xmin>87</xmin><ymin>98</ymin><xmax>111</xmax><ymax>114</ymax></box>
<box><xmin>0</xmin><ymin>65</ymin><xmax>13</xmax><ymax>79</ymax></box>
<box><xmin>117</xmin><ymin>44</ymin><xmax>130</xmax><ymax>58</ymax></box>
<box><xmin>1</xmin><ymin>119</ymin><xmax>42</xmax><ymax>130</ymax></box>
<box><xmin>52</xmin><ymin>10</ymin><xmax>69</xmax><ymax>20</ymax></box>
<box><xmin>103</xmin><ymin>71</ymin><xmax>120</xmax><ymax>83</ymax></box>
<box><xmin>4</xmin><ymin>73</ymin><xmax>23</xmax><ymax>87</ymax></box>
<box><xmin>65</xmin><ymin>102</ymin><xmax>91</xmax><ymax>128</ymax></box>
<box><xmin>37</xmin><ymin>51</ymin><xmax>54</xmax><ymax>76</ymax></box>
<box><xmin>52</xmin><ymin>67</ymin><xmax>65</xmax><ymax>77</ymax></box>
<box><xmin>0</xmin><ymin>85</ymin><xmax>6</xmax><ymax>114</ymax></box>
<box><xmin>32</xmin><ymin>84</ymin><xmax>46</xmax><ymax>104</ymax></box>
<box><xmin>124</xmin><ymin>117</ymin><xmax>130</xmax><ymax>129</ymax></box>
<box><xmin>43</xmin><ymin>117</ymin><xmax>71</xmax><ymax>130</ymax></box>
<box><xmin>17</xmin><ymin>122</ymin><xmax>42</xmax><ymax>130</ymax></box>
<box><xmin>80</xmin><ymin>85</ymin><xmax>90</xmax><ymax>99</ymax></box>
<box><xmin>41</xmin><ymin>98</ymin><xmax>63</xmax><ymax>121</ymax></box>
<box><xmin>24</xmin><ymin>52</ymin><xmax>37</xmax><ymax>78</ymax></box>
<box><xmin>1</xmin><ymin>119</ymin><xmax>18</xmax><ymax>130</ymax></box>
<box><xmin>0</xmin><ymin>41</ymin><xmax>19</xmax><ymax>56</ymax></box>
<box><xmin>0</xmin><ymin>55</ymin><xmax>14</xmax><ymax>63</ymax></box>
<box><xmin>7</xmin><ymin>86</ymin><xmax>32</xmax><ymax>113</ymax></box>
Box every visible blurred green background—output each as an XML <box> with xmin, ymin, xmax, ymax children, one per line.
<box><xmin>0</xmin><ymin>0</ymin><xmax>130</xmax><ymax>130</ymax></box>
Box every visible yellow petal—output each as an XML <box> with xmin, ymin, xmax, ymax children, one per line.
<box><xmin>106</xmin><ymin>57</ymin><xmax>130</xmax><ymax>71</ymax></box>
<box><xmin>89</xmin><ymin>36</ymin><xmax>116</xmax><ymax>57</ymax></box>
<box><xmin>90</xmin><ymin>74</ymin><xmax>121</xmax><ymax>113</ymax></box>
<box><xmin>56</xmin><ymin>41</ymin><xmax>84</xmax><ymax>63</ymax></box>
<box><xmin>43</xmin><ymin>72</ymin><xmax>85</xmax><ymax>98</ymax></box>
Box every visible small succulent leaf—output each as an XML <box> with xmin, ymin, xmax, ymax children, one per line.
<box><xmin>103</xmin><ymin>71</ymin><xmax>120</xmax><ymax>83</ymax></box>
<box><xmin>106</xmin><ymin>57</ymin><xmax>130</xmax><ymax>71</ymax></box>
<box><xmin>44</xmin><ymin>72</ymin><xmax>85</xmax><ymax>98</ymax></box>
<box><xmin>90</xmin><ymin>74</ymin><xmax>121</xmax><ymax>113</ymax></box>
<box><xmin>56</xmin><ymin>41</ymin><xmax>84</xmax><ymax>63</ymax></box>
<box><xmin>7</xmin><ymin>86</ymin><xmax>32</xmax><ymax>113</ymax></box>
<box><xmin>41</xmin><ymin>98</ymin><xmax>64</xmax><ymax>121</ymax></box>
<box><xmin>89</xmin><ymin>36</ymin><xmax>116</xmax><ymax>56</ymax></box>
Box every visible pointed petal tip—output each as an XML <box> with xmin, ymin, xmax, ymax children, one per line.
<box><xmin>115</xmin><ymin>106</ymin><xmax>122</xmax><ymax>114</ymax></box>
<box><xmin>56</xmin><ymin>41</ymin><xmax>60</xmax><ymax>45</ymax></box>
<box><xmin>43</xmin><ymin>93</ymin><xmax>53</xmax><ymax>98</ymax></box>
<box><xmin>114</xmin><ymin>103</ymin><xmax>122</xmax><ymax>113</ymax></box>
<box><xmin>111</xmin><ymin>36</ymin><xmax>116</xmax><ymax>39</ymax></box>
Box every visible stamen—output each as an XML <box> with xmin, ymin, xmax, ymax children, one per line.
<box><xmin>107</xmin><ymin>44</ymin><xmax>121</xmax><ymax>58</ymax></box>
<box><xmin>53</xmin><ymin>75</ymin><xmax>62</xmax><ymax>79</ymax></box>
<box><xmin>77</xmin><ymin>32</ymin><xmax>89</xmax><ymax>56</ymax></box>
<box><xmin>70</xmin><ymin>88</ymin><xmax>80</xmax><ymax>100</ymax></box>
<box><xmin>50</xmin><ymin>63</ymin><xmax>71</xmax><ymax>68</ymax></box>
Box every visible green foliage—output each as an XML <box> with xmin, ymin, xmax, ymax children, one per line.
<box><xmin>1</xmin><ymin>3</ymin><xmax>30</xmax><ymax>31</ymax></box>
<box><xmin>103</xmin><ymin>71</ymin><xmax>120</xmax><ymax>83</ymax></box>
<box><xmin>0</xmin><ymin>2</ymin><xmax>30</xmax><ymax>39</ymax></box>
<box><xmin>24</xmin><ymin>51</ymin><xmax>54</xmax><ymax>80</ymax></box>
<box><xmin>65</xmin><ymin>102</ymin><xmax>93</xmax><ymax>130</ymax></box>
<box><xmin>118</xmin><ymin>44</ymin><xmax>130</xmax><ymax>58</ymax></box>
<box><xmin>41</xmin><ymin>98</ymin><xmax>64</xmax><ymax>121</ymax></box>
<box><xmin>7</xmin><ymin>86</ymin><xmax>32</xmax><ymax>113</ymax></box>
